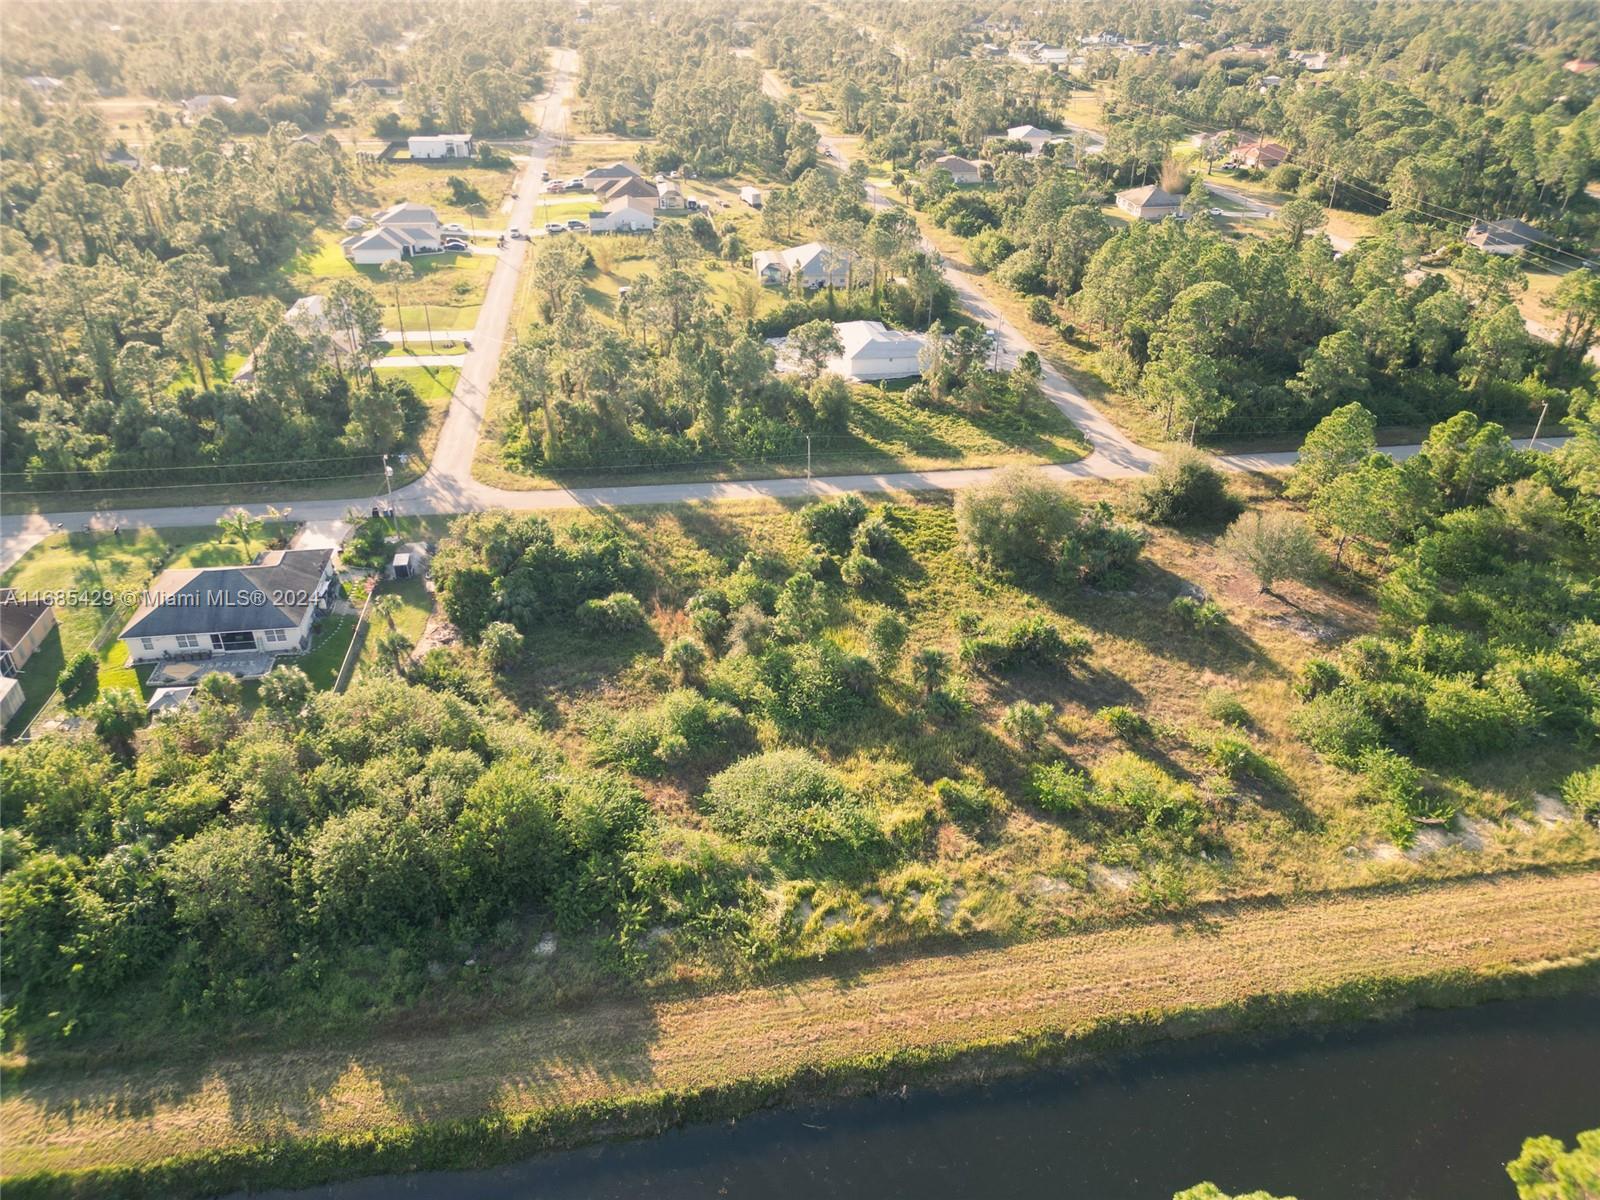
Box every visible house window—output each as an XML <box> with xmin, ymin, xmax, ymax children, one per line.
<box><xmin>176</xmin><ymin>634</ymin><xmax>199</xmax><ymax>649</ymax></box>
<box><xmin>140</xmin><ymin>638</ymin><xmax>154</xmax><ymax>651</ymax></box>
<box><xmin>210</xmin><ymin>631</ymin><xmax>257</xmax><ymax>652</ymax></box>
<box><xmin>264</xmin><ymin>629</ymin><xmax>287</xmax><ymax>644</ymax></box>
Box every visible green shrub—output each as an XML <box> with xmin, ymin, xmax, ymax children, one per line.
<box><xmin>687</xmin><ymin>589</ymin><xmax>731</xmax><ymax>651</ymax></box>
<box><xmin>955</xmin><ymin>466</ymin><xmax>1082</xmax><ymax>582</ymax></box>
<box><xmin>932</xmin><ymin>778</ymin><xmax>1008</xmax><ymax>830</ymax></box>
<box><xmin>867</xmin><ymin>612</ymin><xmax>909</xmax><ymax>671</ymax></box>
<box><xmin>774</xmin><ymin>572</ymin><xmax>826</xmax><ymax>641</ymax></box>
<box><xmin>1561</xmin><ymin>765</ymin><xmax>1600</xmax><ymax>820</ymax></box>
<box><xmin>952</xmin><ymin>609</ymin><xmax>983</xmax><ymax>635</ymax></box>
<box><xmin>576</xmin><ymin>592</ymin><xmax>648</xmax><ymax>634</ymax></box>
<box><xmin>1293</xmin><ymin>690</ymin><xmax>1382</xmax><ymax>768</ymax></box>
<box><xmin>1170</xmin><ymin>595</ymin><xmax>1227</xmax><ymax>630</ymax></box>
<box><xmin>1029</xmin><ymin>761</ymin><xmax>1094</xmax><ymax>814</ymax></box>
<box><xmin>664</xmin><ymin>636</ymin><xmax>708</xmax><ymax>682</ymax></box>
<box><xmin>726</xmin><ymin>604</ymin><xmax>771</xmax><ymax>656</ymax></box>
<box><xmin>57</xmin><ymin>650</ymin><xmax>98</xmax><ymax>701</ymax></box>
<box><xmin>1129</xmin><ymin>448</ymin><xmax>1241</xmax><ymax>526</ymax></box>
<box><xmin>758</xmin><ymin>642</ymin><xmax>872</xmax><ymax>734</ymax></box>
<box><xmin>960</xmin><ymin>616</ymin><xmax>1091</xmax><ymax>673</ymax></box>
<box><xmin>841</xmin><ymin>549</ymin><xmax>886</xmax><ymax>590</ymax></box>
<box><xmin>1099</xmin><ymin>705</ymin><xmax>1152</xmax><ymax>742</ymax></box>
<box><xmin>798</xmin><ymin>494</ymin><xmax>868</xmax><ymax>554</ymax></box>
<box><xmin>1093</xmin><ymin>753</ymin><xmax>1207</xmax><ymax>846</ymax></box>
<box><xmin>1203</xmin><ymin>687</ymin><xmax>1250</xmax><ymax>727</ymax></box>
<box><xmin>1001</xmin><ymin>700</ymin><xmax>1053</xmax><ymax>750</ymax></box>
<box><xmin>1412</xmin><ymin>676</ymin><xmax>1532</xmax><ymax>764</ymax></box>
<box><xmin>591</xmin><ymin>689</ymin><xmax>751</xmax><ymax>776</ymax></box>
<box><xmin>1027</xmin><ymin>295</ymin><xmax>1056</xmax><ymax>326</ymax></box>
<box><xmin>1057</xmin><ymin>502</ymin><xmax>1148</xmax><ymax>588</ymax></box>
<box><xmin>701</xmin><ymin>750</ymin><xmax>886</xmax><ymax>877</ymax></box>
<box><xmin>479</xmin><ymin>622</ymin><xmax>524</xmax><ymax>672</ymax></box>
<box><xmin>1296</xmin><ymin>658</ymin><xmax>1344</xmax><ymax>700</ymax></box>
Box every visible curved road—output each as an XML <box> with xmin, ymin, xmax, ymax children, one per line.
<box><xmin>0</xmin><ymin>51</ymin><xmax>1562</xmax><ymax>572</ymax></box>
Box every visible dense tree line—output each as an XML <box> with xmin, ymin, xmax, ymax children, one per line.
<box><xmin>0</xmin><ymin>6</ymin><xmax>518</xmax><ymax>489</ymax></box>
<box><xmin>495</xmin><ymin>194</ymin><xmax>954</xmax><ymax>470</ymax></box>
<box><xmin>577</xmin><ymin>9</ymin><xmax>817</xmax><ymax>177</ymax></box>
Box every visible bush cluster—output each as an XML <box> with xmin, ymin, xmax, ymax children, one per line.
<box><xmin>960</xmin><ymin>615</ymin><xmax>1092</xmax><ymax>673</ymax></box>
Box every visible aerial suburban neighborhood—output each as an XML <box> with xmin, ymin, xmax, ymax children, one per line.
<box><xmin>1</xmin><ymin>2</ymin><xmax>1598</xmax><ymax>1198</ymax></box>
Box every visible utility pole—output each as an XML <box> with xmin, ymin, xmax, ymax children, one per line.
<box><xmin>382</xmin><ymin>454</ymin><xmax>396</xmax><ymax>534</ymax></box>
<box><xmin>1530</xmin><ymin>400</ymin><xmax>1549</xmax><ymax>449</ymax></box>
<box><xmin>806</xmin><ymin>433</ymin><xmax>812</xmax><ymax>481</ymax></box>
<box><xmin>423</xmin><ymin>301</ymin><xmax>435</xmax><ymax>353</ymax></box>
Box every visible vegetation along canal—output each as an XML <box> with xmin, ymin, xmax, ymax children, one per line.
<box><xmin>250</xmin><ymin>993</ymin><xmax>1599</xmax><ymax>1200</ymax></box>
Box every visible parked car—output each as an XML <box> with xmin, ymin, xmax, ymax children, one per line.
<box><xmin>1207</xmin><ymin>207</ymin><xmax>1223</xmax><ymax>216</ymax></box>
<box><xmin>540</xmin><ymin>170</ymin><xmax>550</xmax><ymax>180</ymax></box>
<box><xmin>442</xmin><ymin>222</ymin><xmax>466</xmax><ymax>234</ymax></box>
<box><xmin>685</xmin><ymin>199</ymin><xmax>700</xmax><ymax>211</ymax></box>
<box><xmin>442</xmin><ymin>239</ymin><xmax>468</xmax><ymax>251</ymax></box>
<box><xmin>566</xmin><ymin>219</ymin><xmax>588</xmax><ymax>231</ymax></box>
<box><xmin>545</xmin><ymin>222</ymin><xmax>565</xmax><ymax>234</ymax></box>
<box><xmin>563</xmin><ymin>180</ymin><xmax>584</xmax><ymax>192</ymax></box>
<box><xmin>507</xmin><ymin>227</ymin><xmax>525</xmax><ymax>239</ymax></box>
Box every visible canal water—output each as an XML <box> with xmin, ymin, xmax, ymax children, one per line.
<box><xmin>258</xmin><ymin>993</ymin><xmax>1598</xmax><ymax>1200</ymax></box>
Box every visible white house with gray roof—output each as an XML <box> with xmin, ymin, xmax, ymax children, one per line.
<box><xmin>120</xmin><ymin>548</ymin><xmax>335</xmax><ymax>665</ymax></box>
<box><xmin>340</xmin><ymin>201</ymin><xmax>444</xmax><ymax>264</ymax></box>
<box><xmin>752</xmin><ymin>242</ymin><xmax>856</xmax><ymax>288</ymax></box>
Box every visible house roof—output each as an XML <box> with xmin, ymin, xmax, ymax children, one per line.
<box><xmin>837</xmin><ymin>320</ymin><xmax>924</xmax><ymax>359</ymax></box>
<box><xmin>1006</xmin><ymin>124</ymin><xmax>1054</xmax><ymax>140</ymax></box>
<box><xmin>1117</xmin><ymin>184</ymin><xmax>1181</xmax><ymax>208</ymax></box>
<box><xmin>183</xmin><ymin>94</ymin><xmax>237</xmax><ymax>112</ymax></box>
<box><xmin>584</xmin><ymin>161</ymin><xmax>643</xmax><ymax>182</ymax></box>
<box><xmin>603</xmin><ymin>197</ymin><xmax>655</xmax><ymax>215</ymax></box>
<box><xmin>0</xmin><ymin>590</ymin><xmax>53</xmax><ymax>652</ymax></box>
<box><xmin>935</xmin><ymin>154</ymin><xmax>983</xmax><ymax>172</ymax></box>
<box><xmin>1465</xmin><ymin>217</ymin><xmax>1546</xmax><ymax>250</ymax></box>
<box><xmin>122</xmin><ymin>548</ymin><xmax>333</xmax><ymax>640</ymax></box>
<box><xmin>374</xmin><ymin>201</ymin><xmax>440</xmax><ymax>227</ymax></box>
<box><xmin>146</xmin><ymin>686</ymin><xmax>195</xmax><ymax>714</ymax></box>
<box><xmin>598</xmin><ymin>175</ymin><xmax>659</xmax><ymax>201</ymax></box>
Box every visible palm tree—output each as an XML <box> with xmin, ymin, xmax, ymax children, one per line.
<box><xmin>217</xmin><ymin>508</ymin><xmax>263</xmax><ymax>557</ymax></box>
<box><xmin>372</xmin><ymin>593</ymin><xmax>400</xmax><ymax>630</ymax></box>
<box><xmin>380</xmin><ymin>258</ymin><xmax>415</xmax><ymax>349</ymax></box>
<box><xmin>911</xmin><ymin>647</ymin><xmax>950</xmax><ymax>697</ymax></box>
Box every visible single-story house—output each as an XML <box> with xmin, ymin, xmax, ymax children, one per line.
<box><xmin>596</xmin><ymin>174</ymin><xmax>662</xmax><ymax>205</ymax></box>
<box><xmin>582</xmin><ymin>161</ymin><xmax>644</xmax><ymax>190</ymax></box>
<box><xmin>656</xmin><ymin>179</ymin><xmax>686</xmax><ymax>210</ymax></box>
<box><xmin>353</xmin><ymin>77</ymin><xmax>401</xmax><ymax>95</ymax></box>
<box><xmin>0</xmin><ymin>590</ymin><xmax>56</xmax><ymax>677</ymax></box>
<box><xmin>0</xmin><ymin>676</ymin><xmax>23</xmax><ymax>727</ymax></box>
<box><xmin>739</xmin><ymin>186</ymin><xmax>763</xmax><ymax>208</ymax></box>
<box><xmin>1291</xmin><ymin>50</ymin><xmax>1330</xmax><ymax>71</ymax></box>
<box><xmin>120</xmin><ymin>547</ymin><xmax>336</xmax><ymax>666</ymax></box>
<box><xmin>1080</xmin><ymin>31</ymin><xmax>1125</xmax><ymax>46</ymax></box>
<box><xmin>1230</xmin><ymin>139</ymin><xmax>1289</xmax><ymax>170</ymax></box>
<box><xmin>235</xmin><ymin>295</ymin><xmax>367</xmax><ymax>381</ymax></box>
<box><xmin>341</xmin><ymin>201</ymin><xmax>444</xmax><ymax>264</ymax></box>
<box><xmin>933</xmin><ymin>154</ymin><xmax>985</xmax><ymax>185</ymax></box>
<box><xmin>831</xmin><ymin>321</ymin><xmax>926</xmax><ymax>380</ymax></box>
<box><xmin>1259</xmin><ymin>74</ymin><xmax>1283</xmax><ymax>90</ymax></box>
<box><xmin>182</xmin><ymin>94</ymin><xmax>237</xmax><ymax>118</ymax></box>
<box><xmin>1464</xmin><ymin>218</ymin><xmax>1546</xmax><ymax>256</ymax></box>
<box><xmin>771</xmin><ymin>319</ymin><xmax>927</xmax><ymax>381</ymax></box>
<box><xmin>751</xmin><ymin>241</ymin><xmax>856</xmax><ymax>288</ymax></box>
<box><xmin>409</xmin><ymin>133</ymin><xmax>473</xmax><ymax>160</ymax></box>
<box><xmin>1116</xmin><ymin>184</ymin><xmax>1183</xmax><ymax>221</ymax></box>
<box><xmin>588</xmin><ymin>198</ymin><xmax>656</xmax><ymax>233</ymax></box>
<box><xmin>1034</xmin><ymin>46</ymin><xmax>1073</xmax><ymax>66</ymax></box>
<box><xmin>1003</xmin><ymin>124</ymin><xmax>1057</xmax><ymax>154</ymax></box>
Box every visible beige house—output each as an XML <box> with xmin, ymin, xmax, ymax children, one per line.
<box><xmin>1116</xmin><ymin>184</ymin><xmax>1182</xmax><ymax>221</ymax></box>
<box><xmin>752</xmin><ymin>242</ymin><xmax>856</xmax><ymax>288</ymax></box>
<box><xmin>588</xmin><ymin>198</ymin><xmax>657</xmax><ymax>233</ymax></box>
<box><xmin>0</xmin><ymin>591</ymin><xmax>56</xmax><ymax>678</ymax></box>
<box><xmin>933</xmin><ymin>154</ymin><xmax>985</xmax><ymax>185</ymax></box>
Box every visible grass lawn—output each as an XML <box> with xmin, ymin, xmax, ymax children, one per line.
<box><xmin>169</xmin><ymin>351</ymin><xmax>249</xmax><ymax>393</ymax></box>
<box><xmin>345</xmin><ymin>158</ymin><xmax>519</xmax><ymax>228</ymax></box>
<box><xmin>1</xmin><ymin>524</ymin><xmax>293</xmax><ymax>737</ymax></box>
<box><xmin>356</xmin><ymin>575</ymin><xmax>434</xmax><ymax>678</ymax></box>
<box><xmin>285</xmin><ymin>609</ymin><xmax>359</xmax><ymax>691</ymax></box>
<box><xmin>377</xmin><ymin>339</ymin><xmax>468</xmax><ymax>357</ymax></box>
<box><xmin>289</xmin><ymin>232</ymin><xmax>493</xmax><ymax>325</ymax></box>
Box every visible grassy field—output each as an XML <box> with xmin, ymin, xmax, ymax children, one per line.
<box><xmin>0</xmin><ymin>525</ymin><xmax>293</xmax><ymax>737</ymax></box>
<box><xmin>6</xmin><ymin>868</ymin><xmax>1597</xmax><ymax>1186</ymax></box>
<box><xmin>290</xmin><ymin>232</ymin><xmax>495</xmax><ymax>328</ymax></box>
